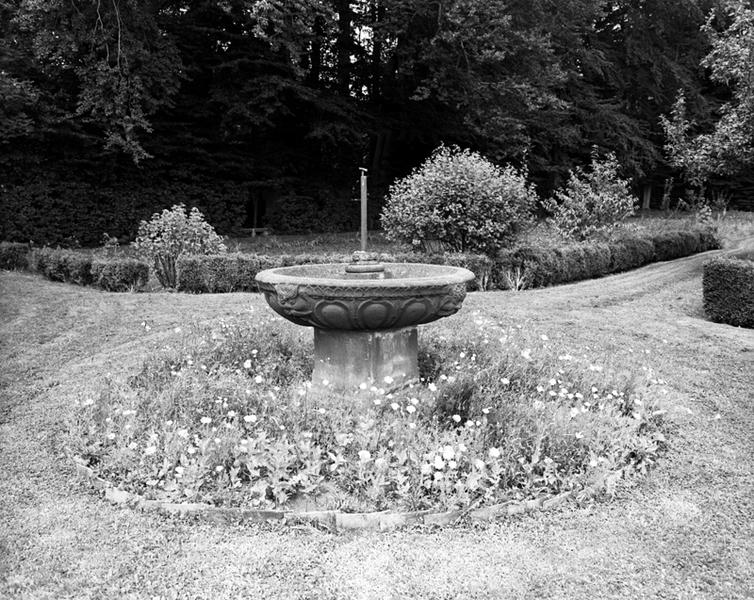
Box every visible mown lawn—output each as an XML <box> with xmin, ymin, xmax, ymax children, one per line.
<box><xmin>0</xmin><ymin>222</ymin><xmax>752</xmax><ymax>599</ymax></box>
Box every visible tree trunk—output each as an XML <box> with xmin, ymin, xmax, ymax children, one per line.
<box><xmin>642</xmin><ymin>184</ymin><xmax>652</xmax><ymax>211</ymax></box>
<box><xmin>335</xmin><ymin>0</ymin><xmax>352</xmax><ymax>95</ymax></box>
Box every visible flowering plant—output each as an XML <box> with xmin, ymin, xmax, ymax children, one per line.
<box><xmin>133</xmin><ymin>204</ymin><xmax>226</xmax><ymax>288</ymax></box>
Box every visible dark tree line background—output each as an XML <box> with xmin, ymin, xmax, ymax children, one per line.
<box><xmin>0</xmin><ymin>0</ymin><xmax>751</xmax><ymax>245</ymax></box>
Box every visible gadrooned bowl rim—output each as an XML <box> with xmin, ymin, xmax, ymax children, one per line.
<box><xmin>254</xmin><ymin>262</ymin><xmax>475</xmax><ymax>289</ymax></box>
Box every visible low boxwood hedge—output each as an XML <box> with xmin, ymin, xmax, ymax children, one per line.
<box><xmin>25</xmin><ymin>247</ymin><xmax>149</xmax><ymax>291</ymax></box>
<box><xmin>176</xmin><ymin>252</ymin><xmax>493</xmax><ymax>293</ymax></box>
<box><xmin>703</xmin><ymin>256</ymin><xmax>754</xmax><ymax>328</ymax></box>
<box><xmin>0</xmin><ymin>242</ymin><xmax>30</xmax><ymax>270</ymax></box>
<box><xmin>91</xmin><ymin>258</ymin><xmax>150</xmax><ymax>291</ymax></box>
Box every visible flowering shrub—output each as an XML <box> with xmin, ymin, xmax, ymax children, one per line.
<box><xmin>381</xmin><ymin>145</ymin><xmax>537</xmax><ymax>256</ymax></box>
<box><xmin>543</xmin><ymin>153</ymin><xmax>637</xmax><ymax>241</ymax></box>
<box><xmin>66</xmin><ymin>314</ymin><xmax>669</xmax><ymax>513</ymax></box>
<box><xmin>133</xmin><ymin>204</ymin><xmax>226</xmax><ymax>288</ymax></box>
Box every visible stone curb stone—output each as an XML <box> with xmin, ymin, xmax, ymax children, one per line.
<box><xmin>74</xmin><ymin>457</ymin><xmax>579</xmax><ymax>531</ymax></box>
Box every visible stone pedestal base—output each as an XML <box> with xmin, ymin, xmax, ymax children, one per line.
<box><xmin>312</xmin><ymin>327</ymin><xmax>418</xmax><ymax>392</ymax></box>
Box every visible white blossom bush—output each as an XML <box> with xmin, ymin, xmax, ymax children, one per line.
<box><xmin>543</xmin><ymin>153</ymin><xmax>637</xmax><ymax>241</ymax></box>
<box><xmin>133</xmin><ymin>204</ymin><xmax>226</xmax><ymax>288</ymax></box>
<box><xmin>380</xmin><ymin>145</ymin><xmax>537</xmax><ymax>255</ymax></box>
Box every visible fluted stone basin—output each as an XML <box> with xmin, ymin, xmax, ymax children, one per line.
<box><xmin>255</xmin><ymin>255</ymin><xmax>475</xmax><ymax>392</ymax></box>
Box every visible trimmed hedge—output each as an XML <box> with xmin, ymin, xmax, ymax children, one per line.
<box><xmin>177</xmin><ymin>252</ymin><xmax>493</xmax><ymax>293</ymax></box>
<box><xmin>703</xmin><ymin>257</ymin><xmax>754</xmax><ymax>328</ymax></box>
<box><xmin>26</xmin><ymin>247</ymin><xmax>149</xmax><ymax>291</ymax></box>
<box><xmin>175</xmin><ymin>228</ymin><xmax>720</xmax><ymax>294</ymax></box>
<box><xmin>0</xmin><ymin>180</ymin><xmax>246</xmax><ymax>247</ymax></box>
<box><xmin>0</xmin><ymin>242</ymin><xmax>30</xmax><ymax>270</ymax></box>
<box><xmin>493</xmin><ymin>228</ymin><xmax>719</xmax><ymax>290</ymax></box>
<box><xmin>33</xmin><ymin>247</ymin><xmax>94</xmax><ymax>285</ymax></box>
<box><xmin>91</xmin><ymin>258</ymin><xmax>150</xmax><ymax>291</ymax></box>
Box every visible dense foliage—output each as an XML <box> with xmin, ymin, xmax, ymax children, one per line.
<box><xmin>2</xmin><ymin>0</ymin><xmax>753</xmax><ymax>243</ymax></box>
<box><xmin>381</xmin><ymin>146</ymin><xmax>536</xmax><ymax>255</ymax></box>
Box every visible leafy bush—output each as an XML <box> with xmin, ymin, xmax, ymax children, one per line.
<box><xmin>66</xmin><ymin>317</ymin><xmax>667</xmax><ymax>512</ymax></box>
<box><xmin>91</xmin><ymin>258</ymin><xmax>150</xmax><ymax>292</ymax></box>
<box><xmin>703</xmin><ymin>257</ymin><xmax>754</xmax><ymax>328</ymax></box>
<box><xmin>0</xmin><ymin>242</ymin><xmax>29</xmax><ymax>270</ymax></box>
<box><xmin>381</xmin><ymin>145</ymin><xmax>536</xmax><ymax>256</ymax></box>
<box><xmin>544</xmin><ymin>153</ymin><xmax>637</xmax><ymax>241</ymax></box>
<box><xmin>133</xmin><ymin>204</ymin><xmax>227</xmax><ymax>288</ymax></box>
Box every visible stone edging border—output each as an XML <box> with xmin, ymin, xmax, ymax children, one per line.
<box><xmin>73</xmin><ymin>460</ymin><xmax>575</xmax><ymax>531</ymax></box>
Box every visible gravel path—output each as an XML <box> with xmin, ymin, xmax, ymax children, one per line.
<box><xmin>1</xmin><ymin>241</ymin><xmax>752</xmax><ymax>599</ymax></box>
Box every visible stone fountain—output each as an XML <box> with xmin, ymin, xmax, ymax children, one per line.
<box><xmin>255</xmin><ymin>251</ymin><xmax>474</xmax><ymax>392</ymax></box>
<box><xmin>255</xmin><ymin>169</ymin><xmax>474</xmax><ymax>393</ymax></box>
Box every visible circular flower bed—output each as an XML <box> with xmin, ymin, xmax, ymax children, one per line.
<box><xmin>66</xmin><ymin>314</ymin><xmax>668</xmax><ymax>514</ymax></box>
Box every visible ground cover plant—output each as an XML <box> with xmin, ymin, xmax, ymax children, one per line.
<box><xmin>66</xmin><ymin>312</ymin><xmax>667</xmax><ymax>513</ymax></box>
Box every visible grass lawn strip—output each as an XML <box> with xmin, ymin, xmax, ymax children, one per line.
<box><xmin>1</xmin><ymin>233</ymin><xmax>753</xmax><ymax>598</ymax></box>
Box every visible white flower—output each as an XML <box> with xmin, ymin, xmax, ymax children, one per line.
<box><xmin>521</xmin><ymin>349</ymin><xmax>532</xmax><ymax>361</ymax></box>
<box><xmin>409</xmin><ymin>397</ymin><xmax>419</xmax><ymax>405</ymax></box>
<box><xmin>420</xmin><ymin>462</ymin><xmax>432</xmax><ymax>475</ymax></box>
<box><xmin>406</xmin><ymin>405</ymin><xmax>416</xmax><ymax>414</ymax></box>
<box><xmin>390</xmin><ymin>402</ymin><xmax>400</xmax><ymax>411</ymax></box>
<box><xmin>428</xmin><ymin>382</ymin><xmax>438</xmax><ymax>392</ymax></box>
<box><xmin>243</xmin><ymin>414</ymin><xmax>257</xmax><ymax>423</ymax></box>
<box><xmin>549</xmin><ymin>379</ymin><xmax>557</xmax><ymax>386</ymax></box>
<box><xmin>540</xmin><ymin>334</ymin><xmax>549</xmax><ymax>341</ymax></box>
<box><xmin>383</xmin><ymin>375</ymin><xmax>394</xmax><ymax>384</ymax></box>
<box><xmin>358</xmin><ymin>450</ymin><xmax>371</xmax><ymax>462</ymax></box>
<box><xmin>448</xmin><ymin>460</ymin><xmax>458</xmax><ymax>469</ymax></box>
<box><xmin>243</xmin><ymin>359</ymin><xmax>252</xmax><ymax>369</ymax></box>
<box><xmin>254</xmin><ymin>375</ymin><xmax>263</xmax><ymax>384</ymax></box>
<box><xmin>458</xmin><ymin>443</ymin><xmax>467</xmax><ymax>453</ymax></box>
<box><xmin>408</xmin><ymin>422</ymin><xmax>416</xmax><ymax>429</ymax></box>
<box><xmin>459</xmin><ymin>352</ymin><xmax>466</xmax><ymax>359</ymax></box>
<box><xmin>106</xmin><ymin>433</ymin><xmax>116</xmax><ymax>440</ymax></box>
<box><xmin>200</xmin><ymin>416</ymin><xmax>212</xmax><ymax>425</ymax></box>
<box><xmin>474</xmin><ymin>458</ymin><xmax>486</xmax><ymax>470</ymax></box>
<box><xmin>452</xmin><ymin>414</ymin><xmax>461</xmax><ymax>423</ymax></box>
<box><xmin>442</xmin><ymin>446</ymin><xmax>455</xmax><ymax>460</ymax></box>
<box><xmin>174</xmin><ymin>327</ymin><xmax>182</xmax><ymax>334</ymax></box>
<box><xmin>488</xmin><ymin>447</ymin><xmax>501</xmax><ymax>458</ymax></box>
<box><xmin>144</xmin><ymin>446</ymin><xmax>156</xmax><ymax>456</ymax></box>
<box><xmin>359</xmin><ymin>382</ymin><xmax>368</xmax><ymax>390</ymax></box>
<box><xmin>227</xmin><ymin>410</ymin><xmax>236</xmax><ymax>418</ymax></box>
<box><xmin>501</xmin><ymin>377</ymin><xmax>510</xmax><ymax>385</ymax></box>
<box><xmin>215</xmin><ymin>465</ymin><xmax>224</xmax><ymax>472</ymax></box>
<box><xmin>175</xmin><ymin>466</ymin><xmax>184</xmax><ymax>475</ymax></box>
<box><xmin>433</xmin><ymin>455</ymin><xmax>445</xmax><ymax>470</ymax></box>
